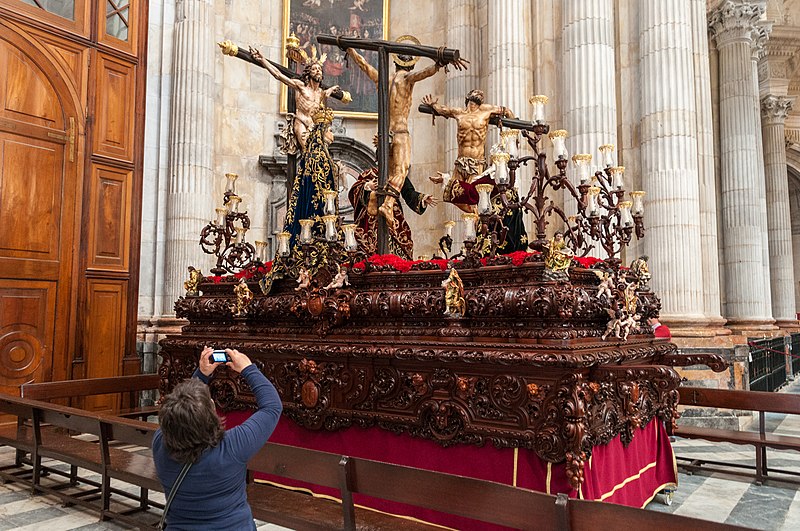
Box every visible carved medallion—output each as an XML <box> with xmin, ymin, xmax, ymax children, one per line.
<box><xmin>301</xmin><ymin>379</ymin><xmax>320</xmax><ymax>408</ymax></box>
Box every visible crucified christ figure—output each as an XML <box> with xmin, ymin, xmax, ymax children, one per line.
<box><xmin>346</xmin><ymin>41</ymin><xmax>467</xmax><ymax>225</ymax></box>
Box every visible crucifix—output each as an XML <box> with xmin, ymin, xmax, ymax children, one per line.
<box><xmin>316</xmin><ymin>34</ymin><xmax>466</xmax><ymax>254</ymax></box>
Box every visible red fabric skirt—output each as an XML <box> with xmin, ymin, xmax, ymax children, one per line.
<box><xmin>226</xmin><ymin>413</ymin><xmax>676</xmax><ymax>530</ymax></box>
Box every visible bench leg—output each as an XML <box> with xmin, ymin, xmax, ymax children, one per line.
<box><xmin>139</xmin><ymin>487</ymin><xmax>149</xmax><ymax>511</ymax></box>
<box><xmin>755</xmin><ymin>444</ymin><xmax>764</xmax><ymax>485</ymax></box>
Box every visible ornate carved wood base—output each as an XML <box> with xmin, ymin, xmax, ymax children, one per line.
<box><xmin>162</xmin><ymin>263</ymin><xmax>726</xmax><ymax>490</ymax></box>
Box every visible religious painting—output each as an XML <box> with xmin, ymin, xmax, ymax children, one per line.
<box><xmin>282</xmin><ymin>0</ymin><xmax>389</xmax><ymax>119</ymax></box>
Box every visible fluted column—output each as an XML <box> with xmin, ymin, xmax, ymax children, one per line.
<box><xmin>488</xmin><ymin>0</ymin><xmax>533</xmax><ymax>196</ymax></box>
<box><xmin>752</xmin><ymin>25</ymin><xmax>773</xmax><ymax>316</ymax></box>
<box><xmin>691</xmin><ymin>0</ymin><xmax>724</xmax><ymax>325</ymax></box>
<box><xmin>163</xmin><ymin>0</ymin><xmax>216</xmax><ymax>315</ymax></box>
<box><xmin>445</xmin><ymin>0</ymin><xmax>480</xmax><ymax>166</ymax></box>
<box><xmin>709</xmin><ymin>0</ymin><xmax>774</xmax><ymax>327</ymax></box>
<box><xmin>761</xmin><ymin>94</ymin><xmax>797</xmax><ymax>325</ymax></box>
<box><xmin>561</xmin><ymin>0</ymin><xmax>617</xmax><ymax>173</ymax></box>
<box><xmin>639</xmin><ymin>0</ymin><xmax>704</xmax><ymax>322</ymax></box>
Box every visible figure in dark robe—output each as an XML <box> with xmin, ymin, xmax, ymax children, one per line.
<box><xmin>348</xmin><ymin>167</ymin><xmax>436</xmax><ymax>259</ymax></box>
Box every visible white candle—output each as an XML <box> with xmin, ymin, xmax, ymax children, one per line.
<box><xmin>572</xmin><ymin>154</ymin><xmax>592</xmax><ymax>184</ymax></box>
<box><xmin>548</xmin><ymin>130</ymin><xmax>568</xmax><ymax>160</ymax></box>
<box><xmin>630</xmin><ymin>190</ymin><xmax>646</xmax><ymax>215</ymax></box>
<box><xmin>598</xmin><ymin>144</ymin><xmax>615</xmax><ymax>168</ymax></box>
<box><xmin>529</xmin><ymin>95</ymin><xmax>549</xmax><ymax>124</ymax></box>
<box><xmin>475</xmin><ymin>184</ymin><xmax>494</xmax><ymax>215</ymax></box>
<box><xmin>342</xmin><ymin>224</ymin><xmax>358</xmax><ymax>251</ymax></box>
<box><xmin>463</xmin><ymin>213</ymin><xmax>478</xmax><ymax>242</ymax></box>
<box><xmin>277</xmin><ymin>232</ymin><xmax>291</xmax><ymax>257</ymax></box>
<box><xmin>618</xmin><ymin>201</ymin><xmax>634</xmax><ymax>227</ymax></box>
<box><xmin>587</xmin><ymin>186</ymin><xmax>601</xmax><ymax>217</ymax></box>
<box><xmin>610</xmin><ymin>166</ymin><xmax>625</xmax><ymax>190</ymax></box>
<box><xmin>224</xmin><ymin>172</ymin><xmax>238</xmax><ymax>193</ymax></box>
<box><xmin>323</xmin><ymin>190</ymin><xmax>338</xmax><ymax>216</ymax></box>
<box><xmin>491</xmin><ymin>152</ymin><xmax>511</xmax><ymax>185</ymax></box>
<box><xmin>322</xmin><ymin>215</ymin><xmax>338</xmax><ymax>241</ymax></box>
<box><xmin>444</xmin><ymin>220</ymin><xmax>456</xmax><ymax>238</ymax></box>
<box><xmin>500</xmin><ymin>130</ymin><xmax>519</xmax><ymax>158</ymax></box>
<box><xmin>254</xmin><ymin>240</ymin><xmax>268</xmax><ymax>262</ymax></box>
<box><xmin>299</xmin><ymin>219</ymin><xmax>314</xmax><ymax>243</ymax></box>
<box><xmin>215</xmin><ymin>208</ymin><xmax>227</xmax><ymax>226</ymax></box>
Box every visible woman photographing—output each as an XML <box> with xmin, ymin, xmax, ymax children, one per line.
<box><xmin>153</xmin><ymin>347</ymin><xmax>282</xmax><ymax>530</ymax></box>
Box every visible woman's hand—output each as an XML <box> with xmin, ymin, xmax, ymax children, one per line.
<box><xmin>198</xmin><ymin>346</ymin><xmax>221</xmax><ymax>377</ymax></box>
<box><xmin>225</xmin><ymin>349</ymin><xmax>253</xmax><ymax>374</ymax></box>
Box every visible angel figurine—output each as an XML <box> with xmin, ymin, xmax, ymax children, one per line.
<box><xmin>295</xmin><ymin>267</ymin><xmax>312</xmax><ymax>291</ymax></box>
<box><xmin>233</xmin><ymin>278</ymin><xmax>253</xmax><ymax>316</ymax></box>
<box><xmin>183</xmin><ymin>266</ymin><xmax>203</xmax><ymax>297</ymax></box>
<box><xmin>593</xmin><ymin>270</ymin><xmax>614</xmax><ymax>301</ymax></box>
<box><xmin>442</xmin><ymin>267</ymin><xmax>466</xmax><ymax>317</ymax></box>
<box><xmin>323</xmin><ymin>266</ymin><xmax>350</xmax><ymax>290</ymax></box>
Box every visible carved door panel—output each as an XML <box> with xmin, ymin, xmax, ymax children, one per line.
<box><xmin>0</xmin><ymin>33</ymin><xmax>78</xmax><ymax>395</ymax></box>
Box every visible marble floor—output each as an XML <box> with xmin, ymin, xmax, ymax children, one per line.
<box><xmin>1</xmin><ymin>380</ymin><xmax>800</xmax><ymax>530</ymax></box>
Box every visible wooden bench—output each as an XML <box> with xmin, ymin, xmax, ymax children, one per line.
<box><xmin>247</xmin><ymin>441</ymin><xmax>749</xmax><ymax>531</ymax></box>
<box><xmin>0</xmin><ymin>393</ymin><xmax>163</xmax><ymax>528</ymax></box>
<box><xmin>22</xmin><ymin>373</ymin><xmax>161</xmax><ymax>421</ymax></box>
<box><xmin>674</xmin><ymin>386</ymin><xmax>800</xmax><ymax>484</ymax></box>
<box><xmin>0</xmin><ymin>394</ymin><xmax>36</xmax><ymax>486</ymax></box>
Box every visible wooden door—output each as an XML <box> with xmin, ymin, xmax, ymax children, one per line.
<box><xmin>0</xmin><ymin>33</ymin><xmax>79</xmax><ymax>396</ymax></box>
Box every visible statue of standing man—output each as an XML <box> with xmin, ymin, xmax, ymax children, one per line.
<box><xmin>345</xmin><ymin>36</ymin><xmax>467</xmax><ymax>226</ymax></box>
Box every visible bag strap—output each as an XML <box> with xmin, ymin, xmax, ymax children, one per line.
<box><xmin>159</xmin><ymin>461</ymin><xmax>193</xmax><ymax>529</ymax></box>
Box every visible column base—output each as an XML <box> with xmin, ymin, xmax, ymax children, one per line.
<box><xmin>661</xmin><ymin>315</ymin><xmax>731</xmax><ymax>338</ymax></box>
<box><xmin>725</xmin><ymin>317</ymin><xmax>780</xmax><ymax>337</ymax></box>
<box><xmin>775</xmin><ymin>319</ymin><xmax>800</xmax><ymax>332</ymax></box>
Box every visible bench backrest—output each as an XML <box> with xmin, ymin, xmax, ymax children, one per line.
<box><xmin>35</xmin><ymin>401</ymin><xmax>104</xmax><ymax>438</ymax></box>
<box><xmin>344</xmin><ymin>455</ymin><xmax>565</xmax><ymax>531</ymax></box>
<box><xmin>21</xmin><ymin>374</ymin><xmax>160</xmax><ymax>401</ymax></box>
<box><xmin>679</xmin><ymin>386</ymin><xmax>800</xmax><ymax>415</ymax></box>
<box><xmin>250</xmin><ymin>442</ymin><xmax>345</xmax><ymax>490</ymax></box>
<box><xmin>101</xmin><ymin>416</ymin><xmax>157</xmax><ymax>448</ymax></box>
<box><xmin>569</xmin><ymin>498</ymin><xmax>751</xmax><ymax>530</ymax></box>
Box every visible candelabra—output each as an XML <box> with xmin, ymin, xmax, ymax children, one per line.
<box><xmin>199</xmin><ymin>173</ymin><xmax>257</xmax><ymax>275</ymax></box>
<box><xmin>270</xmin><ymin>190</ymin><xmax>367</xmax><ymax>283</ymax></box>
<box><xmin>453</xmin><ymin>94</ymin><xmax>646</xmax><ymax>270</ymax></box>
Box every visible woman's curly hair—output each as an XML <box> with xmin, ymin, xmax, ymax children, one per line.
<box><xmin>159</xmin><ymin>379</ymin><xmax>225</xmax><ymax>464</ymax></box>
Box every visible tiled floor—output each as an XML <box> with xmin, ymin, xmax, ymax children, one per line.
<box><xmin>2</xmin><ymin>380</ymin><xmax>800</xmax><ymax>530</ymax></box>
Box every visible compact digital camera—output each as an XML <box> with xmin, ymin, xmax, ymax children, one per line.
<box><xmin>209</xmin><ymin>349</ymin><xmax>231</xmax><ymax>363</ymax></box>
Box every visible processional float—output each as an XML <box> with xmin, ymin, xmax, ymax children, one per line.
<box><xmin>161</xmin><ymin>34</ymin><xmax>726</xmax><ymax>511</ymax></box>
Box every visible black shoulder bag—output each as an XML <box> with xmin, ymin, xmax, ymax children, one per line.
<box><xmin>157</xmin><ymin>461</ymin><xmax>193</xmax><ymax>530</ymax></box>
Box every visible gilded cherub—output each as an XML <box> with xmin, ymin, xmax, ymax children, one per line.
<box><xmin>183</xmin><ymin>266</ymin><xmax>203</xmax><ymax>296</ymax></box>
<box><xmin>233</xmin><ymin>278</ymin><xmax>253</xmax><ymax>316</ymax></box>
<box><xmin>442</xmin><ymin>267</ymin><xmax>466</xmax><ymax>317</ymax></box>
<box><xmin>543</xmin><ymin>231</ymin><xmax>573</xmax><ymax>282</ymax></box>
<box><xmin>630</xmin><ymin>255</ymin><xmax>651</xmax><ymax>289</ymax></box>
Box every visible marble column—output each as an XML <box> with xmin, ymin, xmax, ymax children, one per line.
<box><xmin>709</xmin><ymin>0</ymin><xmax>774</xmax><ymax>328</ymax></box>
<box><xmin>691</xmin><ymin>0</ymin><xmax>725</xmax><ymax>327</ymax></box>
<box><xmin>561</xmin><ymin>0</ymin><xmax>617</xmax><ymax>173</ymax></box>
<box><xmin>445</xmin><ymin>0</ymin><xmax>480</xmax><ymax>166</ymax></box>
<box><xmin>488</xmin><ymin>0</ymin><xmax>533</xmax><ymax>196</ymax></box>
<box><xmin>752</xmin><ymin>25</ymin><xmax>773</xmax><ymax>317</ymax></box>
<box><xmin>444</xmin><ymin>0</ymin><xmax>480</xmax><ymax>253</ymax></box>
<box><xmin>162</xmin><ymin>0</ymin><xmax>216</xmax><ymax>315</ymax></box>
<box><xmin>560</xmin><ymin>0</ymin><xmax>617</xmax><ymax>256</ymax></box>
<box><xmin>638</xmin><ymin>0</ymin><xmax>705</xmax><ymax>323</ymax></box>
<box><xmin>761</xmin><ymin>94</ymin><xmax>797</xmax><ymax>325</ymax></box>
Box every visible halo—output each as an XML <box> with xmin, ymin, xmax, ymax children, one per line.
<box><xmin>393</xmin><ymin>34</ymin><xmax>421</xmax><ymax>67</ymax></box>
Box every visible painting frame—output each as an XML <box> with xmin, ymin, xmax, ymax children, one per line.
<box><xmin>281</xmin><ymin>0</ymin><xmax>390</xmax><ymax>120</ymax></box>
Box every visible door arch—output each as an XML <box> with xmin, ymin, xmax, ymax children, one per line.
<box><xmin>0</xmin><ymin>20</ymin><xmax>83</xmax><ymax>394</ymax></box>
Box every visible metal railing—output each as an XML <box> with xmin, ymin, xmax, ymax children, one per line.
<box><xmin>791</xmin><ymin>333</ymin><xmax>800</xmax><ymax>376</ymax></box>
<box><xmin>748</xmin><ymin>337</ymin><xmax>787</xmax><ymax>392</ymax></box>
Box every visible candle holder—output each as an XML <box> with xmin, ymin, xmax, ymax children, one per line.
<box><xmin>436</xmin><ymin>220</ymin><xmax>456</xmax><ymax>259</ymax></box>
<box><xmin>200</xmin><ymin>182</ymin><xmax>256</xmax><ymax>275</ymax></box>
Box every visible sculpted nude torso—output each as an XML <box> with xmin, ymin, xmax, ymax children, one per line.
<box><xmin>346</xmin><ymin>47</ymin><xmax>441</xmax><ymax>224</ymax></box>
<box><xmin>249</xmin><ymin>48</ymin><xmax>340</xmax><ymax>150</ymax></box>
<box><xmin>424</xmin><ymin>91</ymin><xmax>513</xmax><ymax>212</ymax></box>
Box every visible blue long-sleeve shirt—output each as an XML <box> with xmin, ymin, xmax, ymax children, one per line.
<box><xmin>153</xmin><ymin>364</ymin><xmax>283</xmax><ymax>530</ymax></box>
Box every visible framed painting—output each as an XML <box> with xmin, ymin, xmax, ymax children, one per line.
<box><xmin>282</xmin><ymin>0</ymin><xmax>389</xmax><ymax>119</ymax></box>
